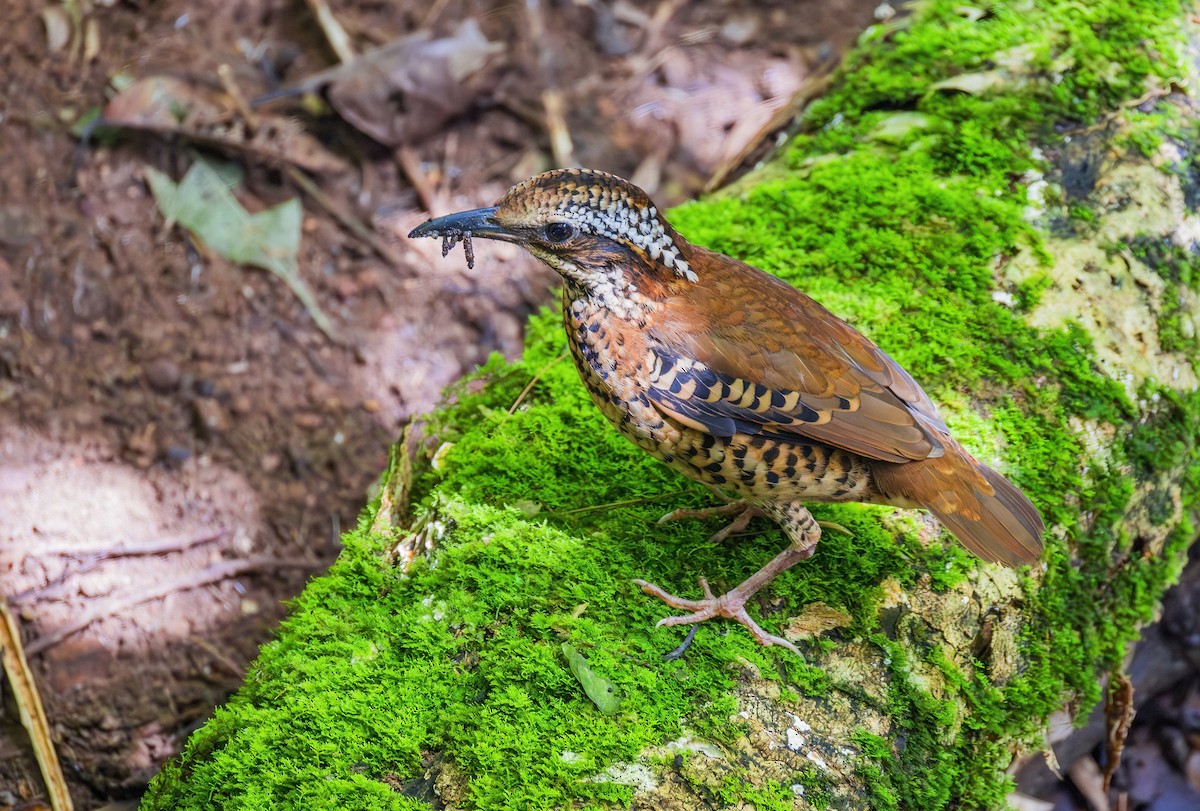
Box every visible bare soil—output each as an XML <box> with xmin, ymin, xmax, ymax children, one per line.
<box><xmin>0</xmin><ymin>0</ymin><xmax>882</xmax><ymax>805</ymax></box>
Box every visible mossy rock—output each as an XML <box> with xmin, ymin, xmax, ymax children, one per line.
<box><xmin>143</xmin><ymin>1</ymin><xmax>1200</xmax><ymax>808</ymax></box>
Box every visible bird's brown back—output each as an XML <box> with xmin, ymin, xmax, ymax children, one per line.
<box><xmin>638</xmin><ymin>244</ymin><xmax>1045</xmax><ymax>564</ymax></box>
<box><xmin>647</xmin><ymin>245</ymin><xmax>949</xmax><ymax>464</ymax></box>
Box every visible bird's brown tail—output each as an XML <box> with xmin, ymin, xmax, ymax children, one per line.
<box><xmin>871</xmin><ymin>439</ymin><xmax>1045</xmax><ymax>566</ymax></box>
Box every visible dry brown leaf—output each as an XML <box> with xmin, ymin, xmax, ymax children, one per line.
<box><xmin>258</xmin><ymin>20</ymin><xmax>503</xmax><ymax>147</ymax></box>
<box><xmin>1103</xmin><ymin>671</ymin><xmax>1136</xmax><ymax>792</ymax></box>
<box><xmin>329</xmin><ymin>19</ymin><xmax>502</xmax><ymax>146</ymax></box>
<box><xmin>41</xmin><ymin>8</ymin><xmax>71</xmax><ymax>53</ymax></box>
<box><xmin>102</xmin><ymin>76</ymin><xmax>347</xmax><ymax>174</ymax></box>
<box><xmin>783</xmin><ymin>601</ymin><xmax>853</xmax><ymax>639</ymax></box>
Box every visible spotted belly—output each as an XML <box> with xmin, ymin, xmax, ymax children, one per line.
<box><xmin>565</xmin><ymin>306</ymin><xmax>875</xmax><ymax>506</ymax></box>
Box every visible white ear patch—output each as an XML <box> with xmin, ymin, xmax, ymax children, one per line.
<box><xmin>554</xmin><ymin>200</ymin><xmax>696</xmax><ymax>282</ymax></box>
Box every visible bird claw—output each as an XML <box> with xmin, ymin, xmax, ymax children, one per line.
<box><xmin>656</xmin><ymin>500</ymin><xmax>763</xmax><ymax>544</ymax></box>
<box><xmin>633</xmin><ymin>577</ymin><xmax>801</xmax><ymax>656</ymax></box>
<box><xmin>661</xmin><ymin>625</ymin><xmax>698</xmax><ymax>661</ymax></box>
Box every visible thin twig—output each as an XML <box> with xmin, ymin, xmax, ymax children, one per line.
<box><xmin>7</xmin><ymin>527</ymin><xmax>228</xmax><ymax>560</ymax></box>
<box><xmin>217</xmin><ymin>64</ymin><xmax>258</xmax><ymax>129</ymax></box>
<box><xmin>551</xmin><ymin>490</ymin><xmax>694</xmax><ymax>517</ymax></box>
<box><xmin>704</xmin><ymin>71</ymin><xmax>835</xmax><ymax>193</ymax></box>
<box><xmin>540</xmin><ymin>88</ymin><xmax>575</xmax><ymax>168</ymax></box>
<box><xmin>419</xmin><ymin>0</ymin><xmax>454</xmax><ymax>28</ymax></box>
<box><xmin>508</xmin><ymin>350</ymin><xmax>570</xmax><ymax>414</ymax></box>
<box><xmin>524</xmin><ymin>0</ymin><xmax>576</xmax><ymax>167</ymax></box>
<box><xmin>26</xmin><ymin>556</ymin><xmax>322</xmax><ymax>657</ymax></box>
<box><xmin>642</xmin><ymin>0</ymin><xmax>690</xmax><ymax>54</ymax></box>
<box><xmin>1</xmin><ymin>599</ymin><xmax>74</xmax><ymax>810</ymax></box>
<box><xmin>285</xmin><ymin>165</ymin><xmax>405</xmax><ymax>266</ymax></box>
<box><xmin>305</xmin><ymin>0</ymin><xmax>357</xmax><ymax>63</ymax></box>
<box><xmin>189</xmin><ymin>634</ymin><xmax>247</xmax><ymax>679</ymax></box>
<box><xmin>396</xmin><ymin>145</ymin><xmax>437</xmax><ymax>213</ymax></box>
<box><xmin>9</xmin><ymin>528</ymin><xmax>231</xmax><ymax>604</ymax></box>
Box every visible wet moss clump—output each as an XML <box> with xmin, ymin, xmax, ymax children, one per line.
<box><xmin>144</xmin><ymin>1</ymin><xmax>1199</xmax><ymax>809</ymax></box>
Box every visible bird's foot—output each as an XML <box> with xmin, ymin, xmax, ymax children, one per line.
<box><xmin>633</xmin><ymin>576</ymin><xmax>801</xmax><ymax>656</ymax></box>
<box><xmin>656</xmin><ymin>500</ymin><xmax>763</xmax><ymax>544</ymax></box>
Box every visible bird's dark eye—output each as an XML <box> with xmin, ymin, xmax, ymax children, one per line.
<box><xmin>543</xmin><ymin>222</ymin><xmax>577</xmax><ymax>243</ymax></box>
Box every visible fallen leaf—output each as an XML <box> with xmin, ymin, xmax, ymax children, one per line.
<box><xmin>145</xmin><ymin>158</ymin><xmax>340</xmax><ymax>341</ymax></box>
<box><xmin>103</xmin><ymin>76</ymin><xmax>346</xmax><ymax>174</ymax></box>
<box><xmin>783</xmin><ymin>601</ymin><xmax>853</xmax><ymax>639</ymax></box>
<box><xmin>929</xmin><ymin>70</ymin><xmax>1007</xmax><ymax>95</ymax></box>
<box><xmin>1102</xmin><ymin>671</ymin><xmax>1135</xmax><ymax>792</ymax></box>
<box><xmin>41</xmin><ymin>8</ymin><xmax>71</xmax><ymax>53</ymax></box>
<box><xmin>258</xmin><ymin>19</ymin><xmax>504</xmax><ymax>146</ymax></box>
<box><xmin>562</xmin><ymin>644</ymin><xmax>621</xmax><ymax>715</ymax></box>
<box><xmin>82</xmin><ymin>17</ymin><xmax>100</xmax><ymax>62</ymax></box>
<box><xmin>867</xmin><ymin>112</ymin><xmax>934</xmax><ymax>144</ymax></box>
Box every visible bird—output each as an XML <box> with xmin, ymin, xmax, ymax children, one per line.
<box><xmin>408</xmin><ymin>168</ymin><xmax>1045</xmax><ymax>655</ymax></box>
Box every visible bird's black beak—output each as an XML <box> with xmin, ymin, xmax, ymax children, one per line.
<box><xmin>407</xmin><ymin>207</ymin><xmax>519</xmax><ymax>242</ymax></box>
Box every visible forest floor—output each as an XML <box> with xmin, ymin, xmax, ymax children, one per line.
<box><xmin>0</xmin><ymin>0</ymin><xmax>880</xmax><ymax>806</ymax></box>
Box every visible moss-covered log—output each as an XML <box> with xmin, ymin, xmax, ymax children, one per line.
<box><xmin>143</xmin><ymin>1</ymin><xmax>1200</xmax><ymax>808</ymax></box>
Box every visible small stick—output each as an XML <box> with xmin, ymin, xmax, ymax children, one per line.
<box><xmin>284</xmin><ymin>165</ymin><xmax>405</xmax><ymax>267</ymax></box>
<box><xmin>217</xmin><ymin>64</ymin><xmax>258</xmax><ymax>129</ymax></box>
<box><xmin>305</xmin><ymin>0</ymin><xmax>357</xmax><ymax>64</ymax></box>
<box><xmin>508</xmin><ymin>350</ymin><xmax>570</xmax><ymax>414</ymax></box>
<box><xmin>523</xmin><ymin>0</ymin><xmax>576</xmax><ymax>167</ymax></box>
<box><xmin>395</xmin><ymin>145</ymin><xmax>437</xmax><ymax>213</ymax></box>
<box><xmin>1</xmin><ymin>599</ymin><xmax>74</xmax><ymax>810</ymax></box>
<box><xmin>551</xmin><ymin>489</ymin><xmax>694</xmax><ymax>516</ymax></box>
<box><xmin>9</xmin><ymin>528</ymin><xmax>231</xmax><ymax>604</ymax></box>
<box><xmin>541</xmin><ymin>88</ymin><xmax>576</xmax><ymax>169</ymax></box>
<box><xmin>189</xmin><ymin>634</ymin><xmax>247</xmax><ymax>679</ymax></box>
<box><xmin>642</xmin><ymin>0</ymin><xmax>689</xmax><ymax>54</ymax></box>
<box><xmin>420</xmin><ymin>0</ymin><xmax>455</xmax><ymax>29</ymax></box>
<box><xmin>25</xmin><ymin>556</ymin><xmax>322</xmax><ymax>657</ymax></box>
<box><xmin>7</xmin><ymin>527</ymin><xmax>228</xmax><ymax>560</ymax></box>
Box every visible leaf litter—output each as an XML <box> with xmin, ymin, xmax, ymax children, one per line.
<box><xmin>145</xmin><ymin>157</ymin><xmax>341</xmax><ymax>342</ymax></box>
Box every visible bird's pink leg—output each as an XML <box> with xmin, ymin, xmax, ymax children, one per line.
<box><xmin>657</xmin><ymin>500</ymin><xmax>764</xmax><ymax>543</ymax></box>
<box><xmin>638</xmin><ymin>504</ymin><xmax>825</xmax><ymax>656</ymax></box>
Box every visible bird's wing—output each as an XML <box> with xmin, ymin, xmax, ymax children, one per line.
<box><xmin>645</xmin><ymin>250</ymin><xmax>948</xmax><ymax>464</ymax></box>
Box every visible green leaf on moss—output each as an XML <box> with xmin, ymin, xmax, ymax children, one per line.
<box><xmin>562</xmin><ymin>644</ymin><xmax>622</xmax><ymax>715</ymax></box>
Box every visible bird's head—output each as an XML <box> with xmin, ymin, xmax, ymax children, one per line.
<box><xmin>409</xmin><ymin>169</ymin><xmax>696</xmax><ymax>300</ymax></box>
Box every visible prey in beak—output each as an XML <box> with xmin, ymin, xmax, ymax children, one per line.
<box><xmin>408</xmin><ymin>206</ymin><xmax>516</xmax><ymax>270</ymax></box>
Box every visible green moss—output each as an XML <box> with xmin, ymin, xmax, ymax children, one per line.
<box><xmin>1068</xmin><ymin>203</ymin><xmax>1098</xmax><ymax>223</ymax></box>
<box><xmin>144</xmin><ymin>0</ymin><xmax>1200</xmax><ymax>809</ymax></box>
<box><xmin>1015</xmin><ymin>272</ymin><xmax>1054</xmax><ymax>310</ymax></box>
<box><xmin>740</xmin><ymin>784</ymin><xmax>801</xmax><ymax>811</ymax></box>
<box><xmin>793</xmin><ymin>767</ymin><xmax>835</xmax><ymax>810</ymax></box>
<box><xmin>850</xmin><ymin>730</ymin><xmax>900</xmax><ymax>811</ymax></box>
<box><xmin>1126</xmin><ymin>237</ymin><xmax>1200</xmax><ymax>355</ymax></box>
